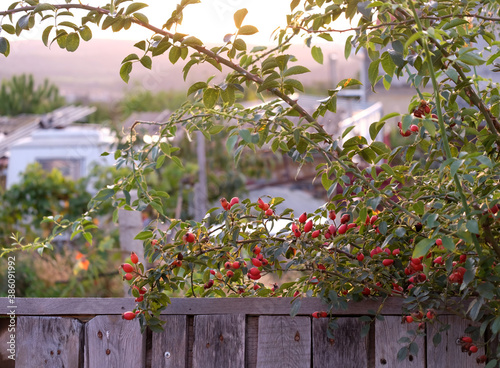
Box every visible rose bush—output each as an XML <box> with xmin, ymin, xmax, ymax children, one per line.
<box><xmin>1</xmin><ymin>0</ymin><xmax>500</xmax><ymax>363</ymax></box>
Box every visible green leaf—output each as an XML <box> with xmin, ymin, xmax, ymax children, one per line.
<box><xmin>311</xmin><ymin>46</ymin><xmax>323</xmax><ymax>64</ymax></box>
<box><xmin>187</xmin><ymin>81</ymin><xmax>207</xmax><ymax>96</ymax></box>
<box><xmin>169</xmin><ymin>46</ymin><xmax>182</xmax><ymax>64</ymax></box>
<box><xmin>182</xmin><ymin>36</ymin><xmax>203</xmax><ymax>47</ymax></box>
<box><xmin>404</xmin><ymin>31</ymin><xmax>424</xmax><ymax>50</ymax></box>
<box><xmin>79</xmin><ymin>25</ymin><xmax>92</xmax><ymax>41</ymax></box>
<box><xmin>290</xmin><ymin>298</ymin><xmax>301</xmax><ymax>317</ymax></box>
<box><xmin>2</xmin><ymin>24</ymin><xmax>15</xmax><ymax>35</ymax></box>
<box><xmin>133</xmin><ymin>12</ymin><xmax>149</xmax><ymax>24</ymax></box>
<box><xmin>283</xmin><ymin>65</ymin><xmax>310</xmax><ymax>77</ymax></box>
<box><xmin>120</xmin><ymin>62</ymin><xmax>133</xmax><ymax>83</ymax></box>
<box><xmin>442</xmin><ymin>18</ymin><xmax>469</xmax><ymax>30</ymax></box>
<box><xmin>369</xmin><ymin>121</ymin><xmax>385</xmax><ymax>141</ymax></box>
<box><xmin>344</xmin><ymin>35</ymin><xmax>353</xmax><ymax>59</ymax></box>
<box><xmin>233</xmin><ymin>8</ymin><xmax>248</xmax><ymax>28</ymax></box>
<box><xmin>135</xmin><ymin>230</ymin><xmax>153</xmax><ymax>240</ymax></box>
<box><xmin>441</xmin><ymin>236</ymin><xmax>455</xmax><ymax>252</ymax></box>
<box><xmin>238</xmin><ymin>25</ymin><xmax>258</xmax><ymax>35</ymax></box>
<box><xmin>34</xmin><ymin>3</ymin><xmax>56</xmax><ymax>13</ymax></box>
<box><xmin>466</xmin><ymin>219</ymin><xmax>479</xmax><ymax>234</ymax></box>
<box><xmin>368</xmin><ymin>59</ymin><xmax>380</xmax><ymax>87</ymax></box>
<box><xmin>422</xmin><ymin>119</ymin><xmax>436</xmax><ymax>137</ymax></box>
<box><xmin>94</xmin><ymin>188</ymin><xmax>115</xmax><ymax>201</ymax></box>
<box><xmin>0</xmin><ymin>37</ymin><xmax>10</xmax><ymax>57</ymax></box>
<box><xmin>125</xmin><ymin>2</ymin><xmax>148</xmax><ymax>15</ymax></box>
<box><xmin>65</xmin><ymin>32</ymin><xmax>80</xmax><ymax>52</ymax></box>
<box><xmin>239</xmin><ymin>129</ymin><xmax>252</xmax><ymax>143</ymax></box>
<box><xmin>432</xmin><ymin>332</ymin><xmax>441</xmax><ymax>347</ymax></box>
<box><xmin>203</xmin><ymin>88</ymin><xmax>218</xmax><ymax>108</ymax></box>
<box><xmin>140</xmin><ymin>55</ymin><xmax>152</xmax><ymax>69</ymax></box>
<box><xmin>413</xmin><ymin>238</ymin><xmax>434</xmax><ymax>258</ymax></box>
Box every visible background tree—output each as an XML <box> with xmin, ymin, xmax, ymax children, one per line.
<box><xmin>0</xmin><ymin>74</ymin><xmax>65</xmax><ymax>116</ymax></box>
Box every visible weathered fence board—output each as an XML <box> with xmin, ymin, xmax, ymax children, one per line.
<box><xmin>256</xmin><ymin>316</ymin><xmax>311</xmax><ymax>368</ymax></box>
<box><xmin>85</xmin><ymin>315</ymin><xmax>146</xmax><ymax>368</ymax></box>
<box><xmin>375</xmin><ymin>316</ymin><xmax>425</xmax><ymax>368</ymax></box>
<box><xmin>16</xmin><ymin>316</ymin><xmax>82</xmax><ymax>367</ymax></box>
<box><xmin>312</xmin><ymin>317</ymin><xmax>368</xmax><ymax>368</ymax></box>
<box><xmin>192</xmin><ymin>314</ymin><xmax>245</xmax><ymax>368</ymax></box>
<box><xmin>246</xmin><ymin>316</ymin><xmax>259</xmax><ymax>368</ymax></box>
<box><xmin>152</xmin><ymin>315</ymin><xmax>187</xmax><ymax>368</ymax></box>
<box><xmin>427</xmin><ymin>315</ymin><xmax>483</xmax><ymax>368</ymax></box>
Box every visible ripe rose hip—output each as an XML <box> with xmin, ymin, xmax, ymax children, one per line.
<box><xmin>433</xmin><ymin>256</ymin><xmax>444</xmax><ymax>265</ymax></box>
<box><xmin>183</xmin><ymin>232</ymin><xmax>196</xmax><ymax>243</ymax></box>
<box><xmin>362</xmin><ymin>287</ymin><xmax>371</xmax><ymax>296</ymax></box>
<box><xmin>410</xmin><ymin>124</ymin><xmax>419</xmax><ymax>133</ymax></box>
<box><xmin>320</xmin><ymin>311</ymin><xmax>328</xmax><ymax>318</ymax></box>
<box><xmin>405</xmin><ymin>316</ymin><xmax>414</xmax><ymax>323</ymax></box>
<box><xmin>426</xmin><ymin>310</ymin><xmax>435</xmax><ymax>319</ymax></box>
<box><xmin>340</xmin><ymin>214</ymin><xmax>350</xmax><ymax>224</ymax></box>
<box><xmin>400</xmin><ymin>129</ymin><xmax>412</xmax><ymax>137</ymax></box>
<box><xmin>151</xmin><ymin>239</ymin><xmax>158</xmax><ymax>246</ymax></box>
<box><xmin>229</xmin><ymin>197</ymin><xmax>239</xmax><ymax>206</ymax></box>
<box><xmin>122</xmin><ymin>263</ymin><xmax>134</xmax><ymax>273</ymax></box>
<box><xmin>461</xmin><ymin>336</ymin><xmax>473</xmax><ymax>343</ymax></box>
<box><xmin>253</xmin><ymin>246</ymin><xmax>261</xmax><ymax>255</ymax></box>
<box><xmin>232</xmin><ymin>261</ymin><xmax>240</xmax><ymax>269</ymax></box>
<box><xmin>220</xmin><ymin>197</ymin><xmax>229</xmax><ymax>210</ymax></box>
<box><xmin>122</xmin><ymin>311</ymin><xmax>136</xmax><ymax>320</ymax></box>
<box><xmin>329</xmin><ymin>210</ymin><xmax>336</xmax><ymax>220</ymax></box>
<box><xmin>311</xmin><ymin>230</ymin><xmax>320</xmax><ymax>238</ymax></box>
<box><xmin>392</xmin><ymin>249</ymin><xmax>400</xmax><ymax>256</ymax></box>
<box><xmin>382</xmin><ymin>259</ymin><xmax>394</xmax><ymax>267</ymax></box>
<box><xmin>265</xmin><ymin>209</ymin><xmax>274</xmax><ymax>216</ymax></box>
<box><xmin>459</xmin><ymin>254</ymin><xmax>467</xmax><ymax>263</ymax></box>
<box><xmin>304</xmin><ymin>220</ymin><xmax>313</xmax><ymax>233</ymax></box>
<box><xmin>328</xmin><ymin>224</ymin><xmax>337</xmax><ymax>235</ymax></box>
<box><xmin>298</xmin><ymin>212</ymin><xmax>307</xmax><ymax>223</ymax></box>
<box><xmin>338</xmin><ymin>224</ymin><xmax>347</xmax><ymax>235</ymax></box>
<box><xmin>469</xmin><ymin>345</ymin><xmax>478</xmax><ymax>353</ymax></box>
<box><xmin>210</xmin><ymin>269</ymin><xmax>216</xmax><ymax>275</ymax></box>
<box><xmin>252</xmin><ymin>258</ymin><xmax>262</xmax><ymax>267</ymax></box>
<box><xmin>135</xmin><ymin>296</ymin><xmax>144</xmax><ymax>302</ymax></box>
<box><xmin>312</xmin><ymin>311</ymin><xmax>320</xmax><ymax>319</ymax></box>
<box><xmin>384</xmin><ymin>248</ymin><xmax>391</xmax><ymax>255</ymax></box>
<box><xmin>257</xmin><ymin>198</ymin><xmax>265</xmax><ymax>209</ymax></box>
<box><xmin>224</xmin><ymin>261</ymin><xmax>232</xmax><ymax>269</ymax></box>
<box><xmin>436</xmin><ymin>238</ymin><xmax>442</xmax><ymax>246</ymax></box>
<box><xmin>124</xmin><ymin>273</ymin><xmax>133</xmax><ymax>281</ymax></box>
<box><xmin>370</xmin><ymin>215</ymin><xmax>378</xmax><ymax>225</ymax></box>
<box><xmin>226</xmin><ymin>270</ymin><xmax>234</xmax><ymax>278</ymax></box>
<box><xmin>130</xmin><ymin>252</ymin><xmax>139</xmax><ymax>264</ymax></box>
<box><xmin>357</xmin><ymin>253</ymin><xmax>365</xmax><ymax>262</ymax></box>
<box><xmin>253</xmin><ymin>284</ymin><xmax>260</xmax><ymax>291</ymax></box>
<box><xmin>262</xmin><ymin>258</ymin><xmax>269</xmax><ymax>266</ymax></box>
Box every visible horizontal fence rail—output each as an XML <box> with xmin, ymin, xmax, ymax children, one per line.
<box><xmin>0</xmin><ymin>297</ymin><xmax>482</xmax><ymax>368</ymax></box>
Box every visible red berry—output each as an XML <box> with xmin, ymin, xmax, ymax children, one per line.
<box><xmin>329</xmin><ymin>210</ymin><xmax>336</xmax><ymax>221</ymax></box>
<box><xmin>130</xmin><ymin>252</ymin><xmax>139</xmax><ymax>264</ymax></box>
<box><xmin>370</xmin><ymin>215</ymin><xmax>378</xmax><ymax>225</ymax></box>
<box><xmin>183</xmin><ymin>232</ymin><xmax>196</xmax><ymax>243</ymax></box>
<box><xmin>461</xmin><ymin>336</ymin><xmax>473</xmax><ymax>343</ymax></box>
<box><xmin>362</xmin><ymin>287</ymin><xmax>371</xmax><ymax>296</ymax></box>
<box><xmin>338</xmin><ymin>224</ymin><xmax>347</xmax><ymax>235</ymax></box>
<box><xmin>459</xmin><ymin>254</ymin><xmax>467</xmax><ymax>263</ymax></box>
<box><xmin>384</xmin><ymin>248</ymin><xmax>391</xmax><ymax>255</ymax></box>
<box><xmin>426</xmin><ymin>310</ymin><xmax>435</xmax><ymax>319</ymax></box>
<box><xmin>320</xmin><ymin>311</ymin><xmax>328</xmax><ymax>318</ymax></box>
<box><xmin>433</xmin><ymin>256</ymin><xmax>443</xmax><ymax>265</ymax></box>
<box><xmin>226</xmin><ymin>270</ymin><xmax>234</xmax><ymax>278</ymax></box>
<box><xmin>230</xmin><ymin>197</ymin><xmax>239</xmax><ymax>206</ymax></box>
<box><xmin>298</xmin><ymin>212</ymin><xmax>307</xmax><ymax>223</ymax></box>
<box><xmin>253</xmin><ymin>246</ymin><xmax>261</xmax><ymax>255</ymax></box>
<box><xmin>232</xmin><ymin>261</ymin><xmax>240</xmax><ymax>269</ymax></box>
<box><xmin>220</xmin><ymin>197</ymin><xmax>229</xmax><ymax>210</ymax></box>
<box><xmin>469</xmin><ymin>345</ymin><xmax>478</xmax><ymax>353</ymax></box>
<box><xmin>151</xmin><ymin>239</ymin><xmax>158</xmax><ymax>246</ymax></box>
<box><xmin>257</xmin><ymin>198</ymin><xmax>265</xmax><ymax>209</ymax></box>
<box><xmin>124</xmin><ymin>273</ymin><xmax>133</xmax><ymax>281</ymax></box>
<box><xmin>253</xmin><ymin>284</ymin><xmax>260</xmax><ymax>291</ymax></box>
<box><xmin>252</xmin><ymin>258</ymin><xmax>262</xmax><ymax>267</ymax></box>
<box><xmin>122</xmin><ymin>311</ymin><xmax>136</xmax><ymax>320</ymax></box>
<box><xmin>347</xmin><ymin>223</ymin><xmax>357</xmax><ymax>230</ymax></box>
<box><xmin>328</xmin><ymin>224</ymin><xmax>337</xmax><ymax>235</ymax></box>
<box><xmin>312</xmin><ymin>311</ymin><xmax>320</xmax><ymax>319</ymax></box>
<box><xmin>135</xmin><ymin>295</ymin><xmax>144</xmax><ymax>302</ymax></box>
<box><xmin>248</xmin><ymin>267</ymin><xmax>260</xmax><ymax>277</ymax></box>
<box><xmin>397</xmin><ymin>121</ymin><xmax>402</xmax><ymax>129</ymax></box>
<box><xmin>357</xmin><ymin>253</ymin><xmax>365</xmax><ymax>262</ymax></box>
<box><xmin>382</xmin><ymin>259</ymin><xmax>394</xmax><ymax>267</ymax></box>
<box><xmin>324</xmin><ymin>231</ymin><xmax>331</xmax><ymax>239</ymax></box>
<box><xmin>304</xmin><ymin>220</ymin><xmax>313</xmax><ymax>233</ymax></box>
<box><xmin>317</xmin><ymin>264</ymin><xmax>326</xmax><ymax>270</ymax></box>
<box><xmin>436</xmin><ymin>238</ymin><xmax>442</xmax><ymax>246</ymax></box>
<box><xmin>424</xmin><ymin>105</ymin><xmax>431</xmax><ymax>114</ymax></box>
<box><xmin>392</xmin><ymin>249</ymin><xmax>400</xmax><ymax>256</ymax></box>
<box><xmin>309</xmin><ymin>277</ymin><xmax>319</xmax><ymax>284</ymax></box>
<box><xmin>265</xmin><ymin>209</ymin><xmax>274</xmax><ymax>216</ymax></box>
<box><xmin>122</xmin><ymin>263</ymin><xmax>134</xmax><ymax>273</ymax></box>
<box><xmin>340</xmin><ymin>214</ymin><xmax>350</xmax><ymax>224</ymax></box>
<box><xmin>405</xmin><ymin>316</ymin><xmax>414</xmax><ymax>323</ymax></box>
<box><xmin>311</xmin><ymin>230</ymin><xmax>320</xmax><ymax>238</ymax></box>
<box><xmin>490</xmin><ymin>204</ymin><xmax>499</xmax><ymax>214</ymax></box>
<box><xmin>224</xmin><ymin>261</ymin><xmax>232</xmax><ymax>269</ymax></box>
<box><xmin>411</xmin><ymin>258</ymin><xmax>421</xmax><ymax>265</ymax></box>
<box><xmin>410</xmin><ymin>124</ymin><xmax>419</xmax><ymax>133</ymax></box>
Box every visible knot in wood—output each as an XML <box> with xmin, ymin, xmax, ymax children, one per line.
<box><xmin>294</xmin><ymin>331</ymin><xmax>300</xmax><ymax>342</ymax></box>
<box><xmin>219</xmin><ymin>334</ymin><xmax>224</xmax><ymax>342</ymax></box>
<box><xmin>206</xmin><ymin>343</ymin><xmax>210</xmax><ymax>348</ymax></box>
<box><xmin>328</xmin><ymin>338</ymin><xmax>335</xmax><ymax>346</ymax></box>
<box><xmin>106</xmin><ymin>349</ymin><xmax>111</xmax><ymax>355</ymax></box>
<box><xmin>97</xmin><ymin>331</ymin><xmax>103</xmax><ymax>339</ymax></box>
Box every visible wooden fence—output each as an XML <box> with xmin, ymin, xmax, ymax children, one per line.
<box><xmin>0</xmin><ymin>297</ymin><xmax>483</xmax><ymax>367</ymax></box>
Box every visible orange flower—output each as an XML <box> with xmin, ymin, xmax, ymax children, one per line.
<box><xmin>75</xmin><ymin>251</ymin><xmax>84</xmax><ymax>260</ymax></box>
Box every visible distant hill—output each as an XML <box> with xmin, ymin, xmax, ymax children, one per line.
<box><xmin>0</xmin><ymin>39</ymin><xmax>363</xmax><ymax>102</ymax></box>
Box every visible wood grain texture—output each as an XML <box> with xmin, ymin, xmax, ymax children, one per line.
<box><xmin>246</xmin><ymin>316</ymin><xmax>259</xmax><ymax>368</ymax></box>
<box><xmin>312</xmin><ymin>317</ymin><xmax>368</xmax><ymax>368</ymax></box>
<box><xmin>16</xmin><ymin>316</ymin><xmax>83</xmax><ymax>367</ymax></box>
<box><xmin>192</xmin><ymin>314</ymin><xmax>245</xmax><ymax>368</ymax></box>
<box><xmin>375</xmin><ymin>316</ymin><xmax>424</xmax><ymax>368</ymax></box>
<box><xmin>256</xmin><ymin>316</ymin><xmax>311</xmax><ymax>368</ymax></box>
<box><xmin>0</xmin><ymin>297</ymin><xmax>410</xmax><ymax>316</ymax></box>
<box><xmin>84</xmin><ymin>315</ymin><xmax>146</xmax><ymax>368</ymax></box>
<box><xmin>151</xmin><ymin>315</ymin><xmax>187</xmax><ymax>368</ymax></box>
<box><xmin>427</xmin><ymin>315</ymin><xmax>483</xmax><ymax>368</ymax></box>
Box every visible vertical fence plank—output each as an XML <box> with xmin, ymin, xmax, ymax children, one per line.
<box><xmin>375</xmin><ymin>316</ymin><xmax>424</xmax><ymax>368</ymax></box>
<box><xmin>16</xmin><ymin>316</ymin><xmax>83</xmax><ymax>367</ymax></box>
<box><xmin>427</xmin><ymin>315</ymin><xmax>483</xmax><ymax>368</ymax></box>
<box><xmin>152</xmin><ymin>315</ymin><xmax>187</xmax><ymax>368</ymax></box>
<box><xmin>192</xmin><ymin>314</ymin><xmax>245</xmax><ymax>368</ymax></box>
<box><xmin>85</xmin><ymin>315</ymin><xmax>145</xmax><ymax>368</ymax></box>
<box><xmin>256</xmin><ymin>316</ymin><xmax>311</xmax><ymax>368</ymax></box>
<box><xmin>312</xmin><ymin>317</ymin><xmax>368</xmax><ymax>368</ymax></box>
<box><xmin>246</xmin><ymin>316</ymin><xmax>259</xmax><ymax>368</ymax></box>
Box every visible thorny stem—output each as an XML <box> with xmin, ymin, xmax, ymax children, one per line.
<box><xmin>408</xmin><ymin>2</ymin><xmax>482</xmax><ymax>255</ymax></box>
